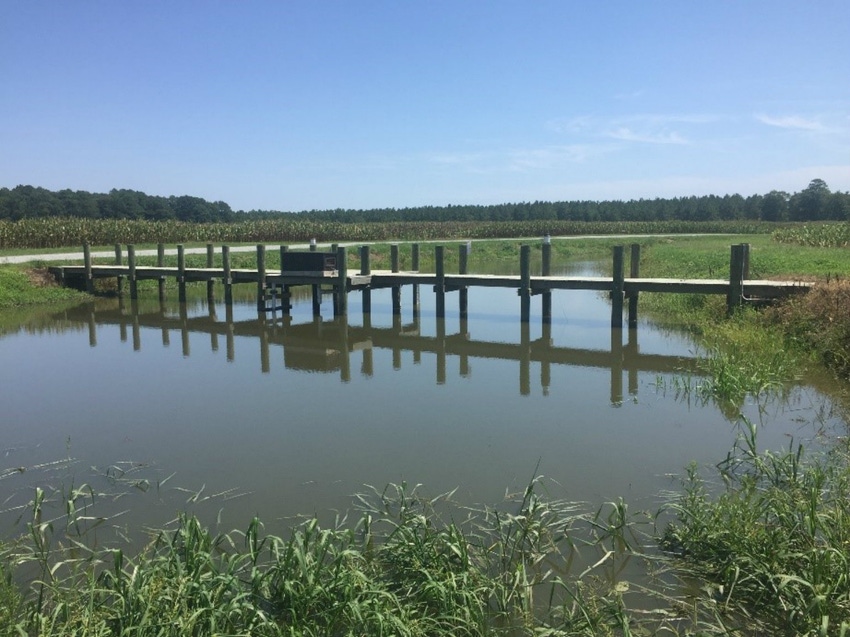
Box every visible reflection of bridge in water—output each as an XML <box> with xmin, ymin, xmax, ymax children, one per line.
<box><xmin>65</xmin><ymin>298</ymin><xmax>702</xmax><ymax>404</ymax></box>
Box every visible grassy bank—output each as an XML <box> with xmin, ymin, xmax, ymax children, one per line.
<box><xmin>0</xmin><ymin>265</ymin><xmax>88</xmax><ymax>309</ymax></box>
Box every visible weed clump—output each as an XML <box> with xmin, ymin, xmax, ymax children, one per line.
<box><xmin>766</xmin><ymin>280</ymin><xmax>850</xmax><ymax>379</ymax></box>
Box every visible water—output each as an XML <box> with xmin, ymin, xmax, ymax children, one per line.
<box><xmin>1</xmin><ymin>265</ymin><xmax>845</xmax><ymax>544</ymax></box>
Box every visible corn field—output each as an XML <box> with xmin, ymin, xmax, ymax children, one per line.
<box><xmin>772</xmin><ymin>222</ymin><xmax>850</xmax><ymax>248</ymax></box>
<box><xmin>0</xmin><ymin>218</ymin><xmax>777</xmax><ymax>250</ymax></box>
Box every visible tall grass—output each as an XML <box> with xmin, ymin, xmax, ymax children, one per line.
<box><xmin>662</xmin><ymin>418</ymin><xmax>850</xmax><ymax>635</ymax></box>
<box><xmin>1</xmin><ymin>475</ymin><xmax>743</xmax><ymax>636</ymax></box>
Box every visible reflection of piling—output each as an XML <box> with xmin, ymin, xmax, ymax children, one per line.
<box><xmin>180</xmin><ymin>303</ymin><xmax>189</xmax><ymax>357</ymax></box>
<box><xmin>627</xmin><ymin>328</ymin><xmax>639</xmax><ymax>396</ymax></box>
<box><xmin>520</xmin><ymin>321</ymin><xmax>530</xmax><ymax>396</ymax></box>
<box><xmin>132</xmin><ymin>299</ymin><xmax>141</xmax><ymax>351</ymax></box>
<box><xmin>87</xmin><ymin>304</ymin><xmax>97</xmax><ymax>347</ymax></box>
<box><xmin>610</xmin><ymin>328</ymin><xmax>623</xmax><ymax>405</ymax></box>
<box><xmin>259</xmin><ymin>318</ymin><xmax>270</xmax><ymax>373</ymax></box>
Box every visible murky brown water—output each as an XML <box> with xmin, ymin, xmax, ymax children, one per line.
<box><xmin>1</xmin><ymin>263</ymin><xmax>845</xmax><ymax>545</ymax></box>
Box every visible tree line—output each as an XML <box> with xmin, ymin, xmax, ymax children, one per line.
<box><xmin>1</xmin><ymin>179</ymin><xmax>848</xmax><ymax>224</ymax></box>
<box><xmin>0</xmin><ymin>186</ymin><xmax>235</xmax><ymax>223</ymax></box>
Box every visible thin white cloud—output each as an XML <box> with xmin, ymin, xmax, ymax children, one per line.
<box><xmin>756</xmin><ymin>114</ymin><xmax>825</xmax><ymax>131</ymax></box>
<box><xmin>549</xmin><ymin>113</ymin><xmax>716</xmax><ymax>143</ymax></box>
<box><xmin>605</xmin><ymin>127</ymin><xmax>687</xmax><ymax>144</ymax></box>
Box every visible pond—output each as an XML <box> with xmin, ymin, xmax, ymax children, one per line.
<box><xmin>1</xmin><ymin>261</ymin><xmax>845</xmax><ymax>549</ymax></box>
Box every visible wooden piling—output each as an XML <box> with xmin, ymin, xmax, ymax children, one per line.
<box><xmin>83</xmin><ymin>244</ymin><xmax>94</xmax><ymax>294</ymax></box>
<box><xmin>360</xmin><ymin>245</ymin><xmax>371</xmax><ymax>317</ymax></box>
<box><xmin>223</xmin><ymin>246</ymin><xmax>233</xmax><ymax>306</ymax></box>
<box><xmin>157</xmin><ymin>243</ymin><xmax>166</xmax><ymax>302</ymax></box>
<box><xmin>256</xmin><ymin>244</ymin><xmax>266</xmax><ymax>312</ymax></box>
<box><xmin>128</xmin><ymin>245</ymin><xmax>138</xmax><ymax>300</ymax></box>
<box><xmin>178</xmin><ymin>245</ymin><xmax>187</xmax><ymax>304</ymax></box>
<box><xmin>391</xmin><ymin>244</ymin><xmax>401</xmax><ymax>316</ymax></box>
<box><xmin>611</xmin><ymin>246</ymin><xmax>624</xmax><ymax>328</ymax></box>
<box><xmin>727</xmin><ymin>243</ymin><xmax>745</xmax><ymax>315</ymax></box>
<box><xmin>541</xmin><ymin>240</ymin><xmax>552</xmax><ymax>325</ymax></box>
<box><xmin>628</xmin><ymin>243</ymin><xmax>640</xmax><ymax>328</ymax></box>
<box><xmin>335</xmin><ymin>246</ymin><xmax>348</xmax><ymax>316</ymax></box>
<box><xmin>435</xmin><ymin>246</ymin><xmax>445</xmax><ymax>319</ymax></box>
<box><xmin>206</xmin><ymin>243</ymin><xmax>215</xmax><ymax>304</ymax></box>
<box><xmin>114</xmin><ymin>244</ymin><xmax>123</xmax><ymax>296</ymax></box>
<box><xmin>279</xmin><ymin>245</ymin><xmax>290</xmax><ymax>314</ymax></box>
<box><xmin>459</xmin><ymin>243</ymin><xmax>469</xmax><ymax>320</ymax></box>
<box><xmin>411</xmin><ymin>243</ymin><xmax>420</xmax><ymax>310</ymax></box>
<box><xmin>519</xmin><ymin>245</ymin><xmax>531</xmax><ymax>323</ymax></box>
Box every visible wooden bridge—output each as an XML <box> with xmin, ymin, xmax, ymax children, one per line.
<box><xmin>49</xmin><ymin>241</ymin><xmax>812</xmax><ymax>329</ymax></box>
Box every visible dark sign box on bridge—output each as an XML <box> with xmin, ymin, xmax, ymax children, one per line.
<box><xmin>281</xmin><ymin>252</ymin><xmax>337</xmax><ymax>273</ymax></box>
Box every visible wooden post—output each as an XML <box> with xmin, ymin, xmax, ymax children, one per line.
<box><xmin>459</xmin><ymin>243</ymin><xmax>469</xmax><ymax>320</ymax></box>
<box><xmin>279</xmin><ymin>245</ymin><xmax>290</xmax><ymax>315</ymax></box>
<box><xmin>114</xmin><ymin>244</ymin><xmax>123</xmax><ymax>296</ymax></box>
<box><xmin>256</xmin><ymin>244</ymin><xmax>266</xmax><ymax>312</ymax></box>
<box><xmin>83</xmin><ymin>243</ymin><xmax>94</xmax><ymax>293</ymax></box>
<box><xmin>157</xmin><ymin>243</ymin><xmax>166</xmax><ymax>302</ymax></box>
<box><xmin>412</xmin><ymin>243</ymin><xmax>420</xmax><ymax>312</ymax></box>
<box><xmin>628</xmin><ymin>243</ymin><xmax>640</xmax><ymax>328</ymax></box>
<box><xmin>741</xmin><ymin>242</ymin><xmax>750</xmax><ymax>280</ymax></box>
<box><xmin>611</xmin><ymin>245</ymin><xmax>624</xmax><ymax>328</ymax></box>
<box><xmin>206</xmin><ymin>243</ymin><xmax>215</xmax><ymax>305</ymax></box>
<box><xmin>727</xmin><ymin>243</ymin><xmax>745</xmax><ymax>315</ymax></box>
<box><xmin>519</xmin><ymin>245</ymin><xmax>531</xmax><ymax>323</ymax></box>
<box><xmin>541</xmin><ymin>239</ymin><xmax>552</xmax><ymax>326</ymax></box>
<box><xmin>128</xmin><ymin>244</ymin><xmax>138</xmax><ymax>300</ymax></box>
<box><xmin>435</xmin><ymin>245</ymin><xmax>445</xmax><ymax>319</ymax></box>
<box><xmin>391</xmin><ymin>244</ymin><xmax>401</xmax><ymax>316</ymax></box>
<box><xmin>360</xmin><ymin>245</ymin><xmax>371</xmax><ymax>317</ymax></box>
<box><xmin>310</xmin><ymin>239</ymin><xmax>317</xmax><ymax>252</ymax></box>
<box><xmin>335</xmin><ymin>246</ymin><xmax>348</xmax><ymax>316</ymax></box>
<box><xmin>223</xmin><ymin>245</ymin><xmax>233</xmax><ymax>306</ymax></box>
<box><xmin>178</xmin><ymin>244</ymin><xmax>187</xmax><ymax>304</ymax></box>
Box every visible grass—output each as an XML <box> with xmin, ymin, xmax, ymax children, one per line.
<box><xmin>0</xmin><ymin>478</ymin><xmax>684</xmax><ymax>636</ymax></box>
<box><xmin>0</xmin><ymin>265</ymin><xmax>89</xmax><ymax>309</ymax></box>
<box><xmin>661</xmin><ymin>419</ymin><xmax>850</xmax><ymax>635</ymax></box>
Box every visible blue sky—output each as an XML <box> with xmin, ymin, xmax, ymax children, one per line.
<box><xmin>2</xmin><ymin>2</ymin><xmax>848</xmax><ymax>212</ymax></box>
